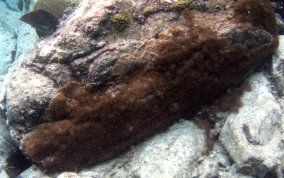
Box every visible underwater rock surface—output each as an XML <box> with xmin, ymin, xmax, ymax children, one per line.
<box><xmin>0</xmin><ymin>0</ymin><xmax>21</xmax><ymax>90</ymax></box>
<box><xmin>22</xmin><ymin>120</ymin><xmax>207</xmax><ymax>178</ymax></box>
<box><xmin>3</xmin><ymin>0</ymin><xmax>279</xmax><ymax>172</ymax></box>
<box><xmin>220</xmin><ymin>72</ymin><xmax>284</xmax><ymax>177</ymax></box>
<box><xmin>0</xmin><ymin>1</ymin><xmax>37</xmax><ymax>177</ymax></box>
<box><xmin>23</xmin><ymin>70</ymin><xmax>284</xmax><ymax>178</ymax></box>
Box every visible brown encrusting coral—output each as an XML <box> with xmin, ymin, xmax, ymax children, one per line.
<box><xmin>21</xmin><ymin>0</ymin><xmax>278</xmax><ymax>172</ymax></box>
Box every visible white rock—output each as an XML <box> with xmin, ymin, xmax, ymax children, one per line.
<box><xmin>15</xmin><ymin>21</ymin><xmax>38</xmax><ymax>60</ymax></box>
<box><xmin>19</xmin><ymin>165</ymin><xmax>52</xmax><ymax>178</ymax></box>
<box><xmin>57</xmin><ymin>172</ymin><xmax>87</xmax><ymax>178</ymax></box>
<box><xmin>0</xmin><ymin>170</ymin><xmax>9</xmax><ymax>178</ymax></box>
<box><xmin>272</xmin><ymin>35</ymin><xmax>284</xmax><ymax>96</ymax></box>
<box><xmin>220</xmin><ymin>72</ymin><xmax>284</xmax><ymax>177</ymax></box>
<box><xmin>192</xmin><ymin>142</ymin><xmax>254</xmax><ymax>178</ymax></box>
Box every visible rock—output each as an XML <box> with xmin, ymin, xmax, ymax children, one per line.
<box><xmin>0</xmin><ymin>170</ymin><xmax>9</xmax><ymax>178</ymax></box>
<box><xmin>57</xmin><ymin>173</ymin><xmax>83</xmax><ymax>178</ymax></box>
<box><xmin>3</xmin><ymin>0</ymin><xmax>278</xmax><ymax>172</ymax></box>
<box><xmin>21</xmin><ymin>120</ymin><xmax>206</xmax><ymax>178</ymax></box>
<box><xmin>6</xmin><ymin>67</ymin><xmax>57</xmax><ymax>141</ymax></box>
<box><xmin>15</xmin><ymin>21</ymin><xmax>38</xmax><ymax>60</ymax></box>
<box><xmin>16</xmin><ymin>0</ymin><xmax>38</xmax><ymax>59</ymax></box>
<box><xmin>19</xmin><ymin>165</ymin><xmax>53</xmax><ymax>178</ymax></box>
<box><xmin>272</xmin><ymin>35</ymin><xmax>284</xmax><ymax>95</ymax></box>
<box><xmin>22</xmin><ymin>0</ymin><xmax>36</xmax><ymax>13</ymax></box>
<box><xmin>20</xmin><ymin>120</ymin><xmax>261</xmax><ymax>178</ymax></box>
<box><xmin>0</xmin><ymin>94</ymin><xmax>31</xmax><ymax>178</ymax></box>
<box><xmin>220</xmin><ymin>72</ymin><xmax>284</xmax><ymax>177</ymax></box>
<box><xmin>0</xmin><ymin>0</ymin><xmax>21</xmax><ymax>90</ymax></box>
<box><xmin>0</xmin><ymin>0</ymin><xmax>37</xmax><ymax>92</ymax></box>
<box><xmin>186</xmin><ymin>141</ymin><xmax>254</xmax><ymax>178</ymax></box>
<box><xmin>0</xmin><ymin>118</ymin><xmax>17</xmax><ymax>177</ymax></box>
<box><xmin>276</xmin><ymin>14</ymin><xmax>284</xmax><ymax>35</ymax></box>
<box><xmin>80</xmin><ymin>120</ymin><xmax>205</xmax><ymax>178</ymax></box>
<box><xmin>0</xmin><ymin>0</ymin><xmax>38</xmax><ymax>142</ymax></box>
<box><xmin>0</xmin><ymin>1</ymin><xmax>38</xmax><ymax>177</ymax></box>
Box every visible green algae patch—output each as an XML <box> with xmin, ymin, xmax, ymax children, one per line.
<box><xmin>143</xmin><ymin>7</ymin><xmax>156</xmax><ymax>16</ymax></box>
<box><xmin>70</xmin><ymin>0</ymin><xmax>78</xmax><ymax>6</ymax></box>
<box><xmin>56</xmin><ymin>56</ymin><xmax>65</xmax><ymax>63</ymax></box>
<box><xmin>111</xmin><ymin>12</ymin><xmax>131</xmax><ymax>32</ymax></box>
<box><xmin>171</xmin><ymin>0</ymin><xmax>193</xmax><ymax>11</ymax></box>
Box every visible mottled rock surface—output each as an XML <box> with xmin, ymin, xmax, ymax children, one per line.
<box><xmin>0</xmin><ymin>0</ymin><xmax>38</xmax><ymax>177</ymax></box>
<box><xmin>19</xmin><ymin>70</ymin><xmax>284</xmax><ymax>178</ymax></box>
<box><xmin>62</xmin><ymin>120</ymin><xmax>206</xmax><ymax>178</ymax></box>
<box><xmin>220</xmin><ymin>72</ymin><xmax>284</xmax><ymax>177</ymax></box>
<box><xmin>2</xmin><ymin>0</ymin><xmax>279</xmax><ymax>173</ymax></box>
<box><xmin>0</xmin><ymin>0</ymin><xmax>21</xmax><ymax>91</ymax></box>
<box><xmin>272</xmin><ymin>35</ymin><xmax>284</xmax><ymax>95</ymax></box>
<box><xmin>19</xmin><ymin>120</ymin><xmax>206</xmax><ymax>178</ymax></box>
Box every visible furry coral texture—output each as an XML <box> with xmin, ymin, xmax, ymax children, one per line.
<box><xmin>21</xmin><ymin>0</ymin><xmax>278</xmax><ymax>172</ymax></box>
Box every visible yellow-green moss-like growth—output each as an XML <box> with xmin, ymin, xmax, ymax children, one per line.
<box><xmin>111</xmin><ymin>12</ymin><xmax>131</xmax><ymax>32</ymax></box>
<box><xmin>143</xmin><ymin>7</ymin><xmax>155</xmax><ymax>16</ymax></box>
<box><xmin>171</xmin><ymin>0</ymin><xmax>193</xmax><ymax>11</ymax></box>
<box><xmin>56</xmin><ymin>56</ymin><xmax>65</xmax><ymax>63</ymax></box>
<box><xmin>70</xmin><ymin>0</ymin><xmax>78</xmax><ymax>6</ymax></box>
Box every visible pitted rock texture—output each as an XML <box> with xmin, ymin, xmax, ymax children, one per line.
<box><xmin>272</xmin><ymin>35</ymin><xmax>284</xmax><ymax>96</ymax></box>
<box><xmin>220</xmin><ymin>72</ymin><xmax>284</xmax><ymax>177</ymax></box>
<box><xmin>62</xmin><ymin>120</ymin><xmax>207</xmax><ymax>178</ymax></box>
<box><xmin>4</xmin><ymin>0</ymin><xmax>278</xmax><ymax>172</ymax></box>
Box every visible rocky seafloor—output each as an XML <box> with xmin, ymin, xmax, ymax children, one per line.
<box><xmin>1</xmin><ymin>0</ymin><xmax>284</xmax><ymax>178</ymax></box>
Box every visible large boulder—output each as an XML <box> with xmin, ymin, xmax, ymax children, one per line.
<box><xmin>3</xmin><ymin>0</ymin><xmax>279</xmax><ymax>173</ymax></box>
